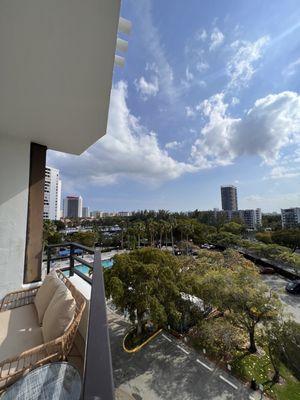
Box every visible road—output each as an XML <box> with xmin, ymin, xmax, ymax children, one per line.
<box><xmin>261</xmin><ymin>274</ymin><xmax>300</xmax><ymax>323</ymax></box>
<box><xmin>108</xmin><ymin>306</ymin><xmax>261</xmax><ymax>400</ymax></box>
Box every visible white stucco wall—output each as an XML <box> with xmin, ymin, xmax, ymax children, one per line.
<box><xmin>0</xmin><ymin>135</ymin><xmax>30</xmax><ymax>299</ymax></box>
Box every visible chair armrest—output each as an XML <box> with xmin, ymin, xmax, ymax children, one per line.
<box><xmin>0</xmin><ymin>287</ymin><xmax>40</xmax><ymax>312</ymax></box>
<box><xmin>0</xmin><ymin>337</ymin><xmax>63</xmax><ymax>390</ymax></box>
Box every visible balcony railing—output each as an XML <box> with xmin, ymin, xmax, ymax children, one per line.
<box><xmin>44</xmin><ymin>242</ymin><xmax>115</xmax><ymax>400</ymax></box>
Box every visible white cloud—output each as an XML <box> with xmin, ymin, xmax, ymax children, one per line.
<box><xmin>145</xmin><ymin>62</ymin><xmax>159</xmax><ymax>73</ymax></box>
<box><xmin>134</xmin><ymin>0</ymin><xmax>177</xmax><ymax>102</ymax></box>
<box><xmin>231</xmin><ymin>97</ymin><xmax>240</xmax><ymax>106</ymax></box>
<box><xmin>185</xmin><ymin>67</ymin><xmax>194</xmax><ymax>82</ymax></box>
<box><xmin>185</xmin><ymin>106</ymin><xmax>196</xmax><ymax>118</ymax></box>
<box><xmin>209</xmin><ymin>27</ymin><xmax>224</xmax><ymax>51</ymax></box>
<box><xmin>165</xmin><ymin>141</ymin><xmax>182</xmax><ymax>150</ymax></box>
<box><xmin>265</xmin><ymin>165</ymin><xmax>300</xmax><ymax>180</ymax></box>
<box><xmin>243</xmin><ymin>192</ymin><xmax>300</xmax><ymax>212</ymax></box>
<box><xmin>196</xmin><ymin>61</ymin><xmax>209</xmax><ymax>72</ymax></box>
<box><xmin>48</xmin><ymin>81</ymin><xmax>196</xmax><ymax>187</ymax></box>
<box><xmin>227</xmin><ymin>36</ymin><xmax>269</xmax><ymax>89</ymax></box>
<box><xmin>282</xmin><ymin>57</ymin><xmax>300</xmax><ymax>77</ymax></box>
<box><xmin>191</xmin><ymin>91</ymin><xmax>300</xmax><ymax>168</ymax></box>
<box><xmin>134</xmin><ymin>75</ymin><xmax>159</xmax><ymax>100</ymax></box>
<box><xmin>195</xmin><ymin>29</ymin><xmax>207</xmax><ymax>41</ymax></box>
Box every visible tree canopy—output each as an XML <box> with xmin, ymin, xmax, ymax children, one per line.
<box><xmin>104</xmin><ymin>248</ymin><xmax>183</xmax><ymax>334</ymax></box>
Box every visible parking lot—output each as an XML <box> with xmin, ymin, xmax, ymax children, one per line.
<box><xmin>108</xmin><ymin>307</ymin><xmax>261</xmax><ymax>400</ymax></box>
<box><xmin>261</xmin><ymin>273</ymin><xmax>300</xmax><ymax>323</ymax></box>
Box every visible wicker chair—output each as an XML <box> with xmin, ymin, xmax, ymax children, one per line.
<box><xmin>0</xmin><ymin>270</ymin><xmax>86</xmax><ymax>390</ymax></box>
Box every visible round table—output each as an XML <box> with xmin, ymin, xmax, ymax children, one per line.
<box><xmin>1</xmin><ymin>362</ymin><xmax>81</xmax><ymax>400</ymax></box>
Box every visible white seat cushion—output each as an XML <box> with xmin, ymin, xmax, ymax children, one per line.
<box><xmin>0</xmin><ymin>304</ymin><xmax>43</xmax><ymax>363</ymax></box>
<box><xmin>34</xmin><ymin>271</ymin><xmax>60</xmax><ymax>324</ymax></box>
<box><xmin>42</xmin><ymin>279</ymin><xmax>76</xmax><ymax>342</ymax></box>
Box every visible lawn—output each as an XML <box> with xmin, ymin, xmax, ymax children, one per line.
<box><xmin>232</xmin><ymin>352</ymin><xmax>300</xmax><ymax>400</ymax></box>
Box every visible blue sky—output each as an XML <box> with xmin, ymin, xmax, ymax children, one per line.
<box><xmin>48</xmin><ymin>0</ymin><xmax>300</xmax><ymax>213</ymax></box>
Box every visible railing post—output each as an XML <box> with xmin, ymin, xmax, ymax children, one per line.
<box><xmin>70</xmin><ymin>243</ymin><xmax>74</xmax><ymax>277</ymax></box>
<box><xmin>46</xmin><ymin>246</ymin><xmax>51</xmax><ymax>274</ymax></box>
<box><xmin>83</xmin><ymin>249</ymin><xmax>115</xmax><ymax>400</ymax></box>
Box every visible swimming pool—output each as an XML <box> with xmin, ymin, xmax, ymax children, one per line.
<box><xmin>62</xmin><ymin>258</ymin><xmax>113</xmax><ymax>278</ymax></box>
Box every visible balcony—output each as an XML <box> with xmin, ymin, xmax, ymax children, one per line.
<box><xmin>44</xmin><ymin>242</ymin><xmax>119</xmax><ymax>399</ymax></box>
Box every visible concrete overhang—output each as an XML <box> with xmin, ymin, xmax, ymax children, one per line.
<box><xmin>0</xmin><ymin>0</ymin><xmax>121</xmax><ymax>155</ymax></box>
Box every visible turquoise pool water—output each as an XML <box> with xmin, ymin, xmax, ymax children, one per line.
<box><xmin>62</xmin><ymin>258</ymin><xmax>113</xmax><ymax>278</ymax></box>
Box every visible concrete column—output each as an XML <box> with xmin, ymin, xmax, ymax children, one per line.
<box><xmin>0</xmin><ymin>135</ymin><xmax>30</xmax><ymax>298</ymax></box>
<box><xmin>24</xmin><ymin>143</ymin><xmax>47</xmax><ymax>284</ymax></box>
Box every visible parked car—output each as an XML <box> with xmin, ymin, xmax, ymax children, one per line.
<box><xmin>58</xmin><ymin>248</ymin><xmax>83</xmax><ymax>257</ymax></box>
<box><xmin>201</xmin><ymin>243</ymin><xmax>215</xmax><ymax>250</ymax></box>
<box><xmin>286</xmin><ymin>280</ymin><xmax>300</xmax><ymax>295</ymax></box>
<box><xmin>174</xmin><ymin>250</ymin><xmax>182</xmax><ymax>256</ymax></box>
<box><xmin>259</xmin><ymin>267</ymin><xmax>275</xmax><ymax>274</ymax></box>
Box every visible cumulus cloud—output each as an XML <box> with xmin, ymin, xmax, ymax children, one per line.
<box><xmin>227</xmin><ymin>36</ymin><xmax>269</xmax><ymax>89</ymax></box>
<box><xmin>265</xmin><ymin>165</ymin><xmax>300</xmax><ymax>180</ymax></box>
<box><xmin>134</xmin><ymin>75</ymin><xmax>159</xmax><ymax>100</ymax></box>
<box><xmin>191</xmin><ymin>91</ymin><xmax>300</xmax><ymax>168</ymax></box>
<box><xmin>209</xmin><ymin>27</ymin><xmax>224</xmax><ymax>51</ymax></box>
<box><xmin>48</xmin><ymin>81</ymin><xmax>196</xmax><ymax>187</ymax></box>
<box><xmin>185</xmin><ymin>106</ymin><xmax>196</xmax><ymax>118</ymax></box>
<box><xmin>165</xmin><ymin>141</ymin><xmax>182</xmax><ymax>150</ymax></box>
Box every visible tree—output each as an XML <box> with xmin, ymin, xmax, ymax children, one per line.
<box><xmin>221</xmin><ymin>222</ymin><xmax>245</xmax><ymax>236</ymax></box>
<box><xmin>265</xmin><ymin>318</ymin><xmax>300</xmax><ymax>383</ymax></box>
<box><xmin>208</xmin><ymin>231</ymin><xmax>241</xmax><ymax>247</ymax></box>
<box><xmin>255</xmin><ymin>231</ymin><xmax>272</xmax><ymax>244</ymax></box>
<box><xmin>47</xmin><ymin>231</ymin><xmax>63</xmax><ymax>245</ymax></box>
<box><xmin>223</xmin><ymin>270</ymin><xmax>281</xmax><ymax>353</ymax></box>
<box><xmin>54</xmin><ymin>220</ymin><xmax>66</xmax><ymax>231</ymax></box>
<box><xmin>43</xmin><ymin>220</ymin><xmax>56</xmax><ymax>243</ymax></box>
<box><xmin>104</xmin><ymin>248</ymin><xmax>183</xmax><ymax>335</ymax></box>
<box><xmin>177</xmin><ymin>219</ymin><xmax>194</xmax><ymax>254</ymax></box>
<box><xmin>271</xmin><ymin>229</ymin><xmax>300</xmax><ymax>252</ymax></box>
<box><xmin>262</xmin><ymin>214</ymin><xmax>282</xmax><ymax>231</ymax></box>
<box><xmin>194</xmin><ymin>318</ymin><xmax>243</xmax><ymax>360</ymax></box>
<box><xmin>133</xmin><ymin>221</ymin><xmax>145</xmax><ymax>248</ymax></box>
<box><xmin>71</xmin><ymin>231</ymin><xmax>97</xmax><ymax>247</ymax></box>
<box><xmin>186</xmin><ymin>257</ymin><xmax>281</xmax><ymax>353</ymax></box>
<box><xmin>147</xmin><ymin>219</ymin><xmax>159</xmax><ymax>247</ymax></box>
<box><xmin>169</xmin><ymin>216</ymin><xmax>177</xmax><ymax>254</ymax></box>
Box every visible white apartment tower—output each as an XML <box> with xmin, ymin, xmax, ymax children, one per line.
<box><xmin>43</xmin><ymin>167</ymin><xmax>62</xmax><ymax>220</ymax></box>
<box><xmin>281</xmin><ymin>207</ymin><xmax>300</xmax><ymax>228</ymax></box>
<box><xmin>82</xmin><ymin>206</ymin><xmax>90</xmax><ymax>218</ymax></box>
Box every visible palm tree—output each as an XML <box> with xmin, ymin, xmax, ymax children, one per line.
<box><xmin>118</xmin><ymin>219</ymin><xmax>127</xmax><ymax>249</ymax></box>
<box><xmin>133</xmin><ymin>221</ymin><xmax>145</xmax><ymax>248</ymax></box>
<box><xmin>178</xmin><ymin>219</ymin><xmax>194</xmax><ymax>254</ymax></box>
<box><xmin>43</xmin><ymin>220</ymin><xmax>57</xmax><ymax>245</ymax></box>
<box><xmin>147</xmin><ymin>219</ymin><xmax>158</xmax><ymax>247</ymax></box>
<box><xmin>158</xmin><ymin>220</ymin><xmax>166</xmax><ymax>249</ymax></box>
<box><xmin>169</xmin><ymin>216</ymin><xmax>177</xmax><ymax>254</ymax></box>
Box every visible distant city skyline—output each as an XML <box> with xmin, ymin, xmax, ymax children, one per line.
<box><xmin>47</xmin><ymin>0</ymin><xmax>300</xmax><ymax>213</ymax></box>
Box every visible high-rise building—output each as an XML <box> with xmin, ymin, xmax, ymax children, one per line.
<box><xmin>63</xmin><ymin>196</ymin><xmax>83</xmax><ymax>218</ymax></box>
<box><xmin>43</xmin><ymin>166</ymin><xmax>62</xmax><ymax>220</ymax></box>
<box><xmin>82</xmin><ymin>206</ymin><xmax>90</xmax><ymax>218</ymax></box>
<box><xmin>215</xmin><ymin>207</ymin><xmax>262</xmax><ymax>230</ymax></box>
<box><xmin>90</xmin><ymin>210</ymin><xmax>102</xmax><ymax>218</ymax></box>
<box><xmin>241</xmin><ymin>208</ymin><xmax>262</xmax><ymax>230</ymax></box>
<box><xmin>281</xmin><ymin>207</ymin><xmax>300</xmax><ymax>228</ymax></box>
<box><xmin>117</xmin><ymin>211</ymin><xmax>132</xmax><ymax>217</ymax></box>
<box><xmin>221</xmin><ymin>185</ymin><xmax>238</xmax><ymax>211</ymax></box>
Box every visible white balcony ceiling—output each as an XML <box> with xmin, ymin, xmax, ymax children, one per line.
<box><xmin>0</xmin><ymin>0</ymin><xmax>120</xmax><ymax>155</ymax></box>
